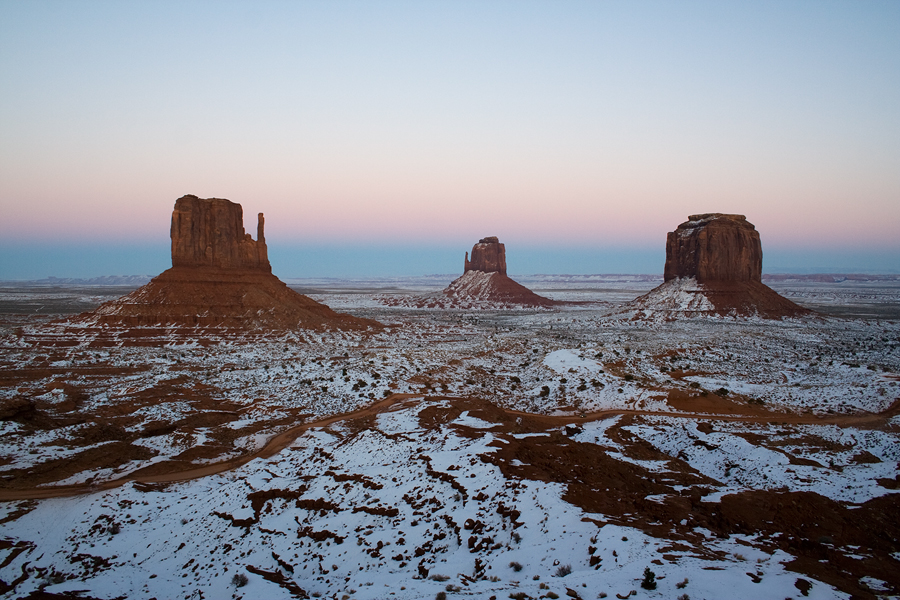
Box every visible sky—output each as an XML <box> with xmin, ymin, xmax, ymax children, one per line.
<box><xmin>1</xmin><ymin>0</ymin><xmax>898</xmax><ymax>278</ymax></box>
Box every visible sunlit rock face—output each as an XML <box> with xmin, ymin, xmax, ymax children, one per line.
<box><xmin>464</xmin><ymin>236</ymin><xmax>507</xmax><ymax>275</ymax></box>
<box><xmin>664</xmin><ymin>213</ymin><xmax>762</xmax><ymax>284</ymax></box>
<box><xmin>170</xmin><ymin>195</ymin><xmax>270</xmax><ymax>271</ymax></box>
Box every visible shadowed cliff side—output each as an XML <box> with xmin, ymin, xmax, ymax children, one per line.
<box><xmin>170</xmin><ymin>195</ymin><xmax>270</xmax><ymax>271</ymax></box>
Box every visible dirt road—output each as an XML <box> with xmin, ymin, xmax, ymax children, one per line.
<box><xmin>1</xmin><ymin>394</ymin><xmax>897</xmax><ymax>502</ymax></box>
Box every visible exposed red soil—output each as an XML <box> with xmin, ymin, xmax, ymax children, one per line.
<box><xmin>3</xmin><ymin>393</ymin><xmax>899</xmax><ymax>597</ymax></box>
<box><xmin>6</xmin><ymin>385</ymin><xmax>898</xmax><ymax>500</ymax></box>
<box><xmin>701</xmin><ymin>280</ymin><xmax>812</xmax><ymax>317</ymax></box>
<box><xmin>75</xmin><ymin>266</ymin><xmax>381</xmax><ymax>331</ymax></box>
<box><xmin>666</xmin><ymin>389</ymin><xmax>773</xmax><ymax>415</ymax></box>
<box><xmin>454</xmin><ymin>404</ymin><xmax>900</xmax><ymax>599</ymax></box>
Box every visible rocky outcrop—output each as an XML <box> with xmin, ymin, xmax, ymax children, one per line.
<box><xmin>171</xmin><ymin>195</ymin><xmax>270</xmax><ymax>271</ymax></box>
<box><xmin>664</xmin><ymin>214</ymin><xmax>761</xmax><ymax>283</ymax></box>
<box><xmin>449</xmin><ymin>237</ymin><xmax>552</xmax><ymax>307</ymax></box>
<box><xmin>80</xmin><ymin>196</ymin><xmax>380</xmax><ymax>331</ymax></box>
<box><xmin>630</xmin><ymin>214</ymin><xmax>810</xmax><ymax>319</ymax></box>
<box><xmin>382</xmin><ymin>237</ymin><xmax>552</xmax><ymax>308</ymax></box>
<box><xmin>464</xmin><ymin>237</ymin><xmax>507</xmax><ymax>275</ymax></box>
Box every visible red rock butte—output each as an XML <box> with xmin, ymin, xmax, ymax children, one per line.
<box><xmin>81</xmin><ymin>195</ymin><xmax>380</xmax><ymax>330</ymax></box>
<box><xmin>664</xmin><ymin>213</ymin><xmax>761</xmax><ymax>283</ymax></box>
<box><xmin>633</xmin><ymin>213</ymin><xmax>810</xmax><ymax>318</ymax></box>
<box><xmin>443</xmin><ymin>237</ymin><xmax>553</xmax><ymax>307</ymax></box>
<box><xmin>170</xmin><ymin>195</ymin><xmax>271</xmax><ymax>271</ymax></box>
<box><xmin>465</xmin><ymin>236</ymin><xmax>507</xmax><ymax>275</ymax></box>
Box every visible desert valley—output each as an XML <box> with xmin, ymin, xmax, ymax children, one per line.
<box><xmin>0</xmin><ymin>198</ymin><xmax>898</xmax><ymax>600</ymax></box>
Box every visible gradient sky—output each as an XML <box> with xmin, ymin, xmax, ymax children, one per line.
<box><xmin>1</xmin><ymin>1</ymin><xmax>898</xmax><ymax>278</ymax></box>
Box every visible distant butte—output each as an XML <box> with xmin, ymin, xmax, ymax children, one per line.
<box><xmin>442</xmin><ymin>237</ymin><xmax>553</xmax><ymax>307</ymax></box>
<box><xmin>376</xmin><ymin>236</ymin><xmax>553</xmax><ymax>309</ymax></box>
<box><xmin>81</xmin><ymin>195</ymin><xmax>380</xmax><ymax>330</ymax></box>
<box><xmin>631</xmin><ymin>213</ymin><xmax>811</xmax><ymax>318</ymax></box>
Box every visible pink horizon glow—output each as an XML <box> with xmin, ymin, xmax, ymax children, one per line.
<box><xmin>3</xmin><ymin>186</ymin><xmax>897</xmax><ymax>251</ymax></box>
<box><xmin>1</xmin><ymin>3</ymin><xmax>898</xmax><ymax>259</ymax></box>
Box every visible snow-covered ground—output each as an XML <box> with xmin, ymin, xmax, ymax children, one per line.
<box><xmin>3</xmin><ymin>399</ymin><xmax>893</xmax><ymax>599</ymax></box>
<box><xmin>0</xmin><ymin>276</ymin><xmax>898</xmax><ymax>599</ymax></box>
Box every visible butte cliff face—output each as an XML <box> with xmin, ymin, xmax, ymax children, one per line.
<box><xmin>664</xmin><ymin>214</ymin><xmax>761</xmax><ymax>283</ymax></box>
<box><xmin>632</xmin><ymin>214</ymin><xmax>810</xmax><ymax>318</ymax></box>
<box><xmin>82</xmin><ymin>196</ymin><xmax>380</xmax><ymax>331</ymax></box>
<box><xmin>464</xmin><ymin>237</ymin><xmax>507</xmax><ymax>275</ymax></box>
<box><xmin>170</xmin><ymin>195</ymin><xmax>270</xmax><ymax>271</ymax></box>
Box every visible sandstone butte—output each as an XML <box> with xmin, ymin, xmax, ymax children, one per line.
<box><xmin>442</xmin><ymin>237</ymin><xmax>554</xmax><ymax>307</ymax></box>
<box><xmin>635</xmin><ymin>213</ymin><xmax>810</xmax><ymax>318</ymax></box>
<box><xmin>81</xmin><ymin>195</ymin><xmax>380</xmax><ymax>330</ymax></box>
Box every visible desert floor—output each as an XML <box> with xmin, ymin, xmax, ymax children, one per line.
<box><xmin>0</xmin><ymin>275</ymin><xmax>898</xmax><ymax>600</ymax></box>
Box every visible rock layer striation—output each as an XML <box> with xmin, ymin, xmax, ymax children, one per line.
<box><xmin>664</xmin><ymin>213</ymin><xmax>761</xmax><ymax>283</ymax></box>
<box><xmin>465</xmin><ymin>237</ymin><xmax>507</xmax><ymax>275</ymax></box>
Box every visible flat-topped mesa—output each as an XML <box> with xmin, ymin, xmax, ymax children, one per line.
<box><xmin>664</xmin><ymin>213</ymin><xmax>761</xmax><ymax>284</ymax></box>
<box><xmin>464</xmin><ymin>236</ymin><xmax>507</xmax><ymax>275</ymax></box>
<box><xmin>171</xmin><ymin>195</ymin><xmax>270</xmax><ymax>272</ymax></box>
<box><xmin>630</xmin><ymin>212</ymin><xmax>811</xmax><ymax>319</ymax></box>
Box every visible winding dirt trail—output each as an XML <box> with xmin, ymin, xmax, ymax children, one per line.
<box><xmin>1</xmin><ymin>394</ymin><xmax>897</xmax><ymax>502</ymax></box>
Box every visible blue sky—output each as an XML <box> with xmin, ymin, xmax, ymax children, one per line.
<box><xmin>1</xmin><ymin>1</ymin><xmax>898</xmax><ymax>278</ymax></box>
